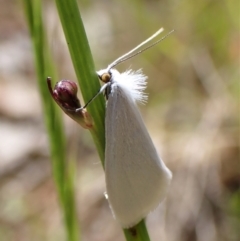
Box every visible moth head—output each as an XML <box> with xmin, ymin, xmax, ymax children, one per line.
<box><xmin>97</xmin><ymin>69</ymin><xmax>112</xmax><ymax>83</ymax></box>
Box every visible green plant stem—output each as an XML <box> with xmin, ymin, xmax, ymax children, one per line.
<box><xmin>124</xmin><ymin>220</ymin><xmax>151</xmax><ymax>241</ymax></box>
<box><xmin>55</xmin><ymin>0</ymin><xmax>106</xmax><ymax>165</ymax></box>
<box><xmin>22</xmin><ymin>1</ymin><xmax>80</xmax><ymax>241</ymax></box>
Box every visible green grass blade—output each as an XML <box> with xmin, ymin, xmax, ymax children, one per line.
<box><xmin>55</xmin><ymin>0</ymin><xmax>106</xmax><ymax>164</ymax></box>
<box><xmin>22</xmin><ymin>0</ymin><xmax>80</xmax><ymax>240</ymax></box>
<box><xmin>124</xmin><ymin>220</ymin><xmax>151</xmax><ymax>241</ymax></box>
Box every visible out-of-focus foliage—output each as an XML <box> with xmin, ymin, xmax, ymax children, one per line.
<box><xmin>0</xmin><ymin>0</ymin><xmax>239</xmax><ymax>241</ymax></box>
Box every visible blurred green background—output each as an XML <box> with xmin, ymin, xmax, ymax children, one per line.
<box><xmin>0</xmin><ymin>0</ymin><xmax>239</xmax><ymax>241</ymax></box>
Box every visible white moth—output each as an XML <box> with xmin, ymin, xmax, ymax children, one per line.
<box><xmin>80</xmin><ymin>28</ymin><xmax>173</xmax><ymax>228</ymax></box>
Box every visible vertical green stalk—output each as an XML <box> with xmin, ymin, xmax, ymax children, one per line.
<box><xmin>54</xmin><ymin>0</ymin><xmax>151</xmax><ymax>240</ymax></box>
<box><xmin>22</xmin><ymin>0</ymin><xmax>79</xmax><ymax>241</ymax></box>
<box><xmin>124</xmin><ymin>220</ymin><xmax>150</xmax><ymax>241</ymax></box>
<box><xmin>54</xmin><ymin>0</ymin><xmax>106</xmax><ymax>165</ymax></box>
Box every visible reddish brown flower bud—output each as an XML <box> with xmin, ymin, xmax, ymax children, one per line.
<box><xmin>51</xmin><ymin>80</ymin><xmax>80</xmax><ymax>110</ymax></box>
<box><xmin>47</xmin><ymin>77</ymin><xmax>93</xmax><ymax>129</ymax></box>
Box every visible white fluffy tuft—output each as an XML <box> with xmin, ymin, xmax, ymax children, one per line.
<box><xmin>110</xmin><ymin>68</ymin><xmax>148</xmax><ymax>104</ymax></box>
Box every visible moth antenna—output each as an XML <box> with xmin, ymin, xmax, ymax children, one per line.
<box><xmin>108</xmin><ymin>29</ymin><xmax>174</xmax><ymax>70</ymax></box>
<box><xmin>75</xmin><ymin>82</ymin><xmax>110</xmax><ymax>112</ymax></box>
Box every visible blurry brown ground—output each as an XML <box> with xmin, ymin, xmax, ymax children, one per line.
<box><xmin>0</xmin><ymin>0</ymin><xmax>239</xmax><ymax>241</ymax></box>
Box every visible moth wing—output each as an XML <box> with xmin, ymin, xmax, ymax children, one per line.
<box><xmin>105</xmin><ymin>85</ymin><xmax>172</xmax><ymax>228</ymax></box>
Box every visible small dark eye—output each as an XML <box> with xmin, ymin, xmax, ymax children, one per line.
<box><xmin>100</xmin><ymin>73</ymin><xmax>111</xmax><ymax>83</ymax></box>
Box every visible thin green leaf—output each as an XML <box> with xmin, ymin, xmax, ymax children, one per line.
<box><xmin>22</xmin><ymin>0</ymin><xmax>80</xmax><ymax>240</ymax></box>
<box><xmin>55</xmin><ymin>0</ymin><xmax>106</xmax><ymax>164</ymax></box>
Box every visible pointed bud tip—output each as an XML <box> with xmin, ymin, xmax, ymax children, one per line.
<box><xmin>47</xmin><ymin>78</ymin><xmax>94</xmax><ymax>129</ymax></box>
<box><xmin>53</xmin><ymin>80</ymin><xmax>80</xmax><ymax>109</ymax></box>
<box><xmin>54</xmin><ymin>80</ymin><xmax>78</xmax><ymax>101</ymax></box>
